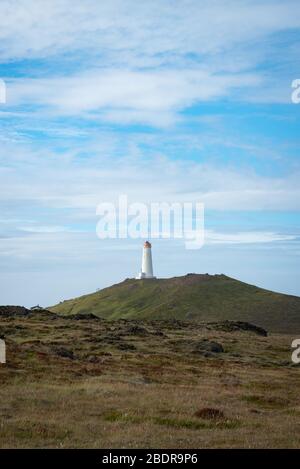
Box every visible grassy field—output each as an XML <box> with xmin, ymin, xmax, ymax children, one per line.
<box><xmin>0</xmin><ymin>310</ymin><xmax>300</xmax><ymax>448</ymax></box>
<box><xmin>50</xmin><ymin>274</ymin><xmax>300</xmax><ymax>333</ymax></box>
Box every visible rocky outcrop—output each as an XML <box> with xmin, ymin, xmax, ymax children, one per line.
<box><xmin>193</xmin><ymin>339</ymin><xmax>224</xmax><ymax>355</ymax></box>
<box><xmin>207</xmin><ymin>320</ymin><xmax>267</xmax><ymax>336</ymax></box>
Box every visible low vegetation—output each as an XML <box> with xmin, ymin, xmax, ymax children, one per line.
<box><xmin>0</xmin><ymin>309</ymin><xmax>299</xmax><ymax>448</ymax></box>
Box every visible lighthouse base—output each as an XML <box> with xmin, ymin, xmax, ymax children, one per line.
<box><xmin>136</xmin><ymin>272</ymin><xmax>156</xmax><ymax>280</ymax></box>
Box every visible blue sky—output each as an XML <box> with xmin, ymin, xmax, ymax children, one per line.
<box><xmin>0</xmin><ymin>0</ymin><xmax>300</xmax><ymax>307</ymax></box>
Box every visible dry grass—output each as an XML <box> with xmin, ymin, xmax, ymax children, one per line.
<box><xmin>0</xmin><ymin>313</ymin><xmax>299</xmax><ymax>448</ymax></box>
<box><xmin>194</xmin><ymin>408</ymin><xmax>225</xmax><ymax>420</ymax></box>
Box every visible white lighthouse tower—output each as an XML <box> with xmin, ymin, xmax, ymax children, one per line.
<box><xmin>136</xmin><ymin>241</ymin><xmax>156</xmax><ymax>279</ymax></box>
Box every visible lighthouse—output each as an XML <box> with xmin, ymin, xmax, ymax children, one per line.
<box><xmin>136</xmin><ymin>241</ymin><xmax>156</xmax><ymax>279</ymax></box>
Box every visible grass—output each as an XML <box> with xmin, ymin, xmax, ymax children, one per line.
<box><xmin>0</xmin><ymin>311</ymin><xmax>299</xmax><ymax>448</ymax></box>
<box><xmin>241</xmin><ymin>395</ymin><xmax>290</xmax><ymax>409</ymax></box>
<box><xmin>49</xmin><ymin>274</ymin><xmax>300</xmax><ymax>333</ymax></box>
<box><xmin>102</xmin><ymin>411</ymin><xmax>240</xmax><ymax>430</ymax></box>
<box><xmin>152</xmin><ymin>416</ymin><xmax>240</xmax><ymax>430</ymax></box>
<box><xmin>103</xmin><ymin>410</ymin><xmax>143</xmax><ymax>424</ymax></box>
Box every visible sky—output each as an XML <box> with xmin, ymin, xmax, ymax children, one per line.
<box><xmin>0</xmin><ymin>0</ymin><xmax>300</xmax><ymax>307</ymax></box>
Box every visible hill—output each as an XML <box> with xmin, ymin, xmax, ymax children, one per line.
<box><xmin>49</xmin><ymin>274</ymin><xmax>300</xmax><ymax>333</ymax></box>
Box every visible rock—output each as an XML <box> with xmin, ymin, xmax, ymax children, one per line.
<box><xmin>185</xmin><ymin>311</ymin><xmax>194</xmax><ymax>320</ymax></box>
<box><xmin>0</xmin><ymin>305</ymin><xmax>59</xmax><ymax>320</ymax></box>
<box><xmin>103</xmin><ymin>334</ymin><xmax>122</xmax><ymax>343</ymax></box>
<box><xmin>279</xmin><ymin>360</ymin><xmax>292</xmax><ymax>367</ymax></box>
<box><xmin>165</xmin><ymin>319</ymin><xmax>186</xmax><ymax>329</ymax></box>
<box><xmin>124</xmin><ymin>325</ymin><xmax>149</xmax><ymax>336</ymax></box>
<box><xmin>69</xmin><ymin>313</ymin><xmax>100</xmax><ymax>320</ymax></box>
<box><xmin>0</xmin><ymin>306</ymin><xmax>31</xmax><ymax>317</ymax></box>
<box><xmin>193</xmin><ymin>339</ymin><xmax>224</xmax><ymax>354</ymax></box>
<box><xmin>52</xmin><ymin>346</ymin><xmax>75</xmax><ymax>359</ymax></box>
<box><xmin>207</xmin><ymin>320</ymin><xmax>267</xmax><ymax>337</ymax></box>
<box><xmin>151</xmin><ymin>329</ymin><xmax>165</xmax><ymax>337</ymax></box>
<box><xmin>87</xmin><ymin>355</ymin><xmax>100</xmax><ymax>363</ymax></box>
<box><xmin>116</xmin><ymin>342</ymin><xmax>136</xmax><ymax>351</ymax></box>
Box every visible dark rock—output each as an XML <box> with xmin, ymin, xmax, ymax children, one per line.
<box><xmin>207</xmin><ymin>320</ymin><xmax>267</xmax><ymax>337</ymax></box>
<box><xmin>0</xmin><ymin>306</ymin><xmax>31</xmax><ymax>317</ymax></box>
<box><xmin>151</xmin><ymin>329</ymin><xmax>165</xmax><ymax>337</ymax></box>
<box><xmin>185</xmin><ymin>311</ymin><xmax>194</xmax><ymax>320</ymax></box>
<box><xmin>100</xmin><ymin>351</ymin><xmax>113</xmax><ymax>357</ymax></box>
<box><xmin>103</xmin><ymin>334</ymin><xmax>122</xmax><ymax>343</ymax></box>
<box><xmin>52</xmin><ymin>346</ymin><xmax>75</xmax><ymax>359</ymax></box>
<box><xmin>279</xmin><ymin>360</ymin><xmax>292</xmax><ymax>367</ymax></box>
<box><xmin>125</xmin><ymin>325</ymin><xmax>148</xmax><ymax>336</ymax></box>
<box><xmin>0</xmin><ymin>305</ymin><xmax>59</xmax><ymax>320</ymax></box>
<box><xmin>88</xmin><ymin>336</ymin><xmax>104</xmax><ymax>343</ymax></box>
<box><xmin>165</xmin><ymin>319</ymin><xmax>186</xmax><ymax>329</ymax></box>
<box><xmin>116</xmin><ymin>342</ymin><xmax>136</xmax><ymax>351</ymax></box>
<box><xmin>69</xmin><ymin>313</ymin><xmax>100</xmax><ymax>320</ymax></box>
<box><xmin>193</xmin><ymin>339</ymin><xmax>224</xmax><ymax>354</ymax></box>
<box><xmin>87</xmin><ymin>355</ymin><xmax>100</xmax><ymax>363</ymax></box>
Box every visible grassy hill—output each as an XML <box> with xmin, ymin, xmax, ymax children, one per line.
<box><xmin>49</xmin><ymin>274</ymin><xmax>300</xmax><ymax>333</ymax></box>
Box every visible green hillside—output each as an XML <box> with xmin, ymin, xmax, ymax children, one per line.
<box><xmin>49</xmin><ymin>274</ymin><xmax>300</xmax><ymax>333</ymax></box>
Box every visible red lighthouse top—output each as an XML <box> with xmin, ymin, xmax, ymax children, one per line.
<box><xmin>144</xmin><ymin>241</ymin><xmax>151</xmax><ymax>248</ymax></box>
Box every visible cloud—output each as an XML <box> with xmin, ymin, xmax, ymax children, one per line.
<box><xmin>6</xmin><ymin>69</ymin><xmax>260</xmax><ymax>126</ymax></box>
<box><xmin>0</xmin><ymin>227</ymin><xmax>297</xmax><ymax>267</ymax></box>
<box><xmin>1</xmin><ymin>0</ymin><xmax>300</xmax><ymax>62</ymax></box>
<box><xmin>205</xmin><ymin>230</ymin><xmax>297</xmax><ymax>245</ymax></box>
<box><xmin>20</xmin><ymin>225</ymin><xmax>71</xmax><ymax>233</ymax></box>
<box><xmin>1</xmin><ymin>0</ymin><xmax>299</xmax><ymax>122</ymax></box>
<box><xmin>1</xmin><ymin>138</ymin><xmax>300</xmax><ymax>214</ymax></box>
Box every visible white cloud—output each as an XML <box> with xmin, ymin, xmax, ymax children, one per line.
<box><xmin>0</xmin><ymin>0</ymin><xmax>300</xmax><ymax>62</ymax></box>
<box><xmin>0</xmin><ymin>228</ymin><xmax>296</xmax><ymax>267</ymax></box>
<box><xmin>20</xmin><ymin>225</ymin><xmax>71</xmax><ymax>233</ymax></box>
<box><xmin>0</xmin><ymin>138</ymin><xmax>300</xmax><ymax>213</ymax></box>
<box><xmin>6</xmin><ymin>69</ymin><xmax>260</xmax><ymax>126</ymax></box>
<box><xmin>0</xmin><ymin>0</ymin><xmax>299</xmax><ymax>122</ymax></box>
<box><xmin>205</xmin><ymin>230</ymin><xmax>297</xmax><ymax>245</ymax></box>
